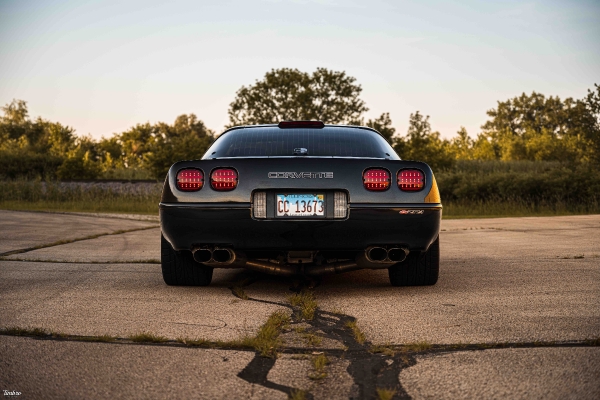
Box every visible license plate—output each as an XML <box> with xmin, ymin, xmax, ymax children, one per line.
<box><xmin>276</xmin><ymin>194</ymin><xmax>325</xmax><ymax>217</ymax></box>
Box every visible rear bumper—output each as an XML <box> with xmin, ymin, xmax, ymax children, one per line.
<box><xmin>160</xmin><ymin>203</ymin><xmax>441</xmax><ymax>252</ymax></box>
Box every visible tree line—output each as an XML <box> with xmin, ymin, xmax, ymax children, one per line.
<box><xmin>1</xmin><ymin>67</ymin><xmax>598</xmax><ymax>180</ymax></box>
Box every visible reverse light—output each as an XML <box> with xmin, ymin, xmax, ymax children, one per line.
<box><xmin>253</xmin><ymin>191</ymin><xmax>266</xmax><ymax>218</ymax></box>
<box><xmin>363</xmin><ymin>169</ymin><xmax>390</xmax><ymax>191</ymax></box>
<box><xmin>398</xmin><ymin>169</ymin><xmax>424</xmax><ymax>191</ymax></box>
<box><xmin>334</xmin><ymin>191</ymin><xmax>348</xmax><ymax>218</ymax></box>
<box><xmin>176</xmin><ymin>168</ymin><xmax>203</xmax><ymax>191</ymax></box>
<box><xmin>211</xmin><ymin>168</ymin><xmax>238</xmax><ymax>191</ymax></box>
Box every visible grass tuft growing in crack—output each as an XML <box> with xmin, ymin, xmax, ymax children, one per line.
<box><xmin>586</xmin><ymin>338</ymin><xmax>600</xmax><ymax>346</ymax></box>
<box><xmin>370</xmin><ymin>344</ymin><xmax>395</xmax><ymax>357</ymax></box>
<box><xmin>249</xmin><ymin>310</ymin><xmax>290</xmax><ymax>357</ymax></box>
<box><xmin>176</xmin><ymin>337</ymin><xmax>210</xmax><ymax>346</ymax></box>
<box><xmin>129</xmin><ymin>332</ymin><xmax>169</xmax><ymax>343</ymax></box>
<box><xmin>289</xmin><ymin>290</ymin><xmax>318</xmax><ymax>320</ymax></box>
<box><xmin>79</xmin><ymin>334</ymin><xmax>117</xmax><ymax>342</ymax></box>
<box><xmin>288</xmin><ymin>388</ymin><xmax>308</xmax><ymax>400</ymax></box>
<box><xmin>345</xmin><ymin>320</ymin><xmax>366</xmax><ymax>344</ymax></box>
<box><xmin>376</xmin><ymin>388</ymin><xmax>397</xmax><ymax>400</ymax></box>
<box><xmin>302</xmin><ymin>332</ymin><xmax>322</xmax><ymax>347</ymax></box>
<box><xmin>308</xmin><ymin>353</ymin><xmax>330</xmax><ymax>380</ymax></box>
<box><xmin>1</xmin><ymin>327</ymin><xmax>50</xmax><ymax>337</ymax></box>
<box><xmin>0</xmin><ymin>326</ymin><xmax>68</xmax><ymax>338</ymax></box>
<box><xmin>232</xmin><ymin>285</ymin><xmax>249</xmax><ymax>300</ymax></box>
<box><xmin>402</xmin><ymin>341</ymin><xmax>432</xmax><ymax>352</ymax></box>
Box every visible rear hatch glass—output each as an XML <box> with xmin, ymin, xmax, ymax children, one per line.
<box><xmin>202</xmin><ymin>126</ymin><xmax>399</xmax><ymax>159</ymax></box>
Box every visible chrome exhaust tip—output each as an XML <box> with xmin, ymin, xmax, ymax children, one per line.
<box><xmin>387</xmin><ymin>247</ymin><xmax>408</xmax><ymax>262</ymax></box>
<box><xmin>212</xmin><ymin>248</ymin><xmax>235</xmax><ymax>264</ymax></box>
<box><xmin>366</xmin><ymin>246</ymin><xmax>388</xmax><ymax>262</ymax></box>
<box><xmin>192</xmin><ymin>248</ymin><xmax>212</xmax><ymax>263</ymax></box>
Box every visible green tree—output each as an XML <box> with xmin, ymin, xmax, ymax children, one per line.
<box><xmin>394</xmin><ymin>111</ymin><xmax>454</xmax><ymax>170</ymax></box>
<box><xmin>0</xmin><ymin>99</ymin><xmax>77</xmax><ymax>179</ymax></box>
<box><xmin>228</xmin><ymin>67</ymin><xmax>369</xmax><ymax>126</ymax></box>
<box><xmin>450</xmin><ymin>127</ymin><xmax>474</xmax><ymax>160</ymax></box>
<box><xmin>481</xmin><ymin>89</ymin><xmax>598</xmax><ymax>162</ymax></box>
<box><xmin>143</xmin><ymin>114</ymin><xmax>214</xmax><ymax>179</ymax></box>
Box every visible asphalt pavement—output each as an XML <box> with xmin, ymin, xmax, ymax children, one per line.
<box><xmin>0</xmin><ymin>210</ymin><xmax>598</xmax><ymax>399</ymax></box>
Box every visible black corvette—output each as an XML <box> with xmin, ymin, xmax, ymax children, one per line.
<box><xmin>160</xmin><ymin>121</ymin><xmax>442</xmax><ymax>286</ymax></box>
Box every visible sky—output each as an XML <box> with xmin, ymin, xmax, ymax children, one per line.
<box><xmin>0</xmin><ymin>0</ymin><xmax>598</xmax><ymax>140</ymax></box>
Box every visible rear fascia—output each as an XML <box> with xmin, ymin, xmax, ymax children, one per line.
<box><xmin>160</xmin><ymin>158</ymin><xmax>441</xmax><ymax>252</ymax></box>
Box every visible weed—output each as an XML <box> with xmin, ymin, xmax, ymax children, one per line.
<box><xmin>302</xmin><ymin>333</ymin><xmax>322</xmax><ymax>347</ymax></box>
<box><xmin>129</xmin><ymin>332</ymin><xmax>169</xmax><ymax>343</ymax></box>
<box><xmin>308</xmin><ymin>353</ymin><xmax>330</xmax><ymax>380</ymax></box>
<box><xmin>288</xmin><ymin>290</ymin><xmax>318</xmax><ymax>320</ymax></box>
<box><xmin>176</xmin><ymin>337</ymin><xmax>210</xmax><ymax>346</ymax></box>
<box><xmin>370</xmin><ymin>344</ymin><xmax>395</xmax><ymax>357</ymax></box>
<box><xmin>586</xmin><ymin>338</ymin><xmax>600</xmax><ymax>346</ymax></box>
<box><xmin>232</xmin><ymin>285</ymin><xmax>249</xmax><ymax>300</ymax></box>
<box><xmin>376</xmin><ymin>387</ymin><xmax>397</xmax><ymax>400</ymax></box>
<box><xmin>81</xmin><ymin>334</ymin><xmax>116</xmax><ymax>342</ymax></box>
<box><xmin>344</xmin><ymin>320</ymin><xmax>366</xmax><ymax>344</ymax></box>
<box><xmin>402</xmin><ymin>341</ymin><xmax>432</xmax><ymax>352</ymax></box>
<box><xmin>288</xmin><ymin>389</ymin><xmax>307</xmax><ymax>400</ymax></box>
<box><xmin>0</xmin><ymin>327</ymin><xmax>49</xmax><ymax>337</ymax></box>
<box><xmin>244</xmin><ymin>310</ymin><xmax>290</xmax><ymax>357</ymax></box>
<box><xmin>294</xmin><ymin>326</ymin><xmax>306</xmax><ymax>334</ymax></box>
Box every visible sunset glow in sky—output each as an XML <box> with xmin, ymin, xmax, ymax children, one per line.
<box><xmin>1</xmin><ymin>0</ymin><xmax>598</xmax><ymax>139</ymax></box>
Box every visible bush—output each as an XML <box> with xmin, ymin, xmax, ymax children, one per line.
<box><xmin>436</xmin><ymin>161</ymin><xmax>600</xmax><ymax>215</ymax></box>
<box><xmin>0</xmin><ymin>150</ymin><xmax>63</xmax><ymax>180</ymax></box>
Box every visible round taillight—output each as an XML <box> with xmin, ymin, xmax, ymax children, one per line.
<box><xmin>176</xmin><ymin>169</ymin><xmax>203</xmax><ymax>191</ymax></box>
<box><xmin>211</xmin><ymin>168</ymin><xmax>238</xmax><ymax>191</ymax></box>
<box><xmin>398</xmin><ymin>169</ymin><xmax>424</xmax><ymax>191</ymax></box>
<box><xmin>363</xmin><ymin>168</ymin><xmax>390</xmax><ymax>191</ymax></box>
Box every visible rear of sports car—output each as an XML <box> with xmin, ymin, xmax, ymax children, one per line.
<box><xmin>160</xmin><ymin>122</ymin><xmax>442</xmax><ymax>286</ymax></box>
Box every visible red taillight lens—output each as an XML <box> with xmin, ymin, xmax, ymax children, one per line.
<box><xmin>363</xmin><ymin>168</ymin><xmax>390</xmax><ymax>191</ymax></box>
<box><xmin>211</xmin><ymin>168</ymin><xmax>238</xmax><ymax>191</ymax></box>
<box><xmin>398</xmin><ymin>169</ymin><xmax>424</xmax><ymax>191</ymax></box>
<box><xmin>176</xmin><ymin>169</ymin><xmax>203</xmax><ymax>191</ymax></box>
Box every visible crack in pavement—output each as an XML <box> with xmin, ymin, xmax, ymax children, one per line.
<box><xmin>0</xmin><ymin>329</ymin><xmax>596</xmax><ymax>400</ymax></box>
<box><xmin>0</xmin><ymin>258</ymin><xmax>161</xmax><ymax>264</ymax></box>
<box><xmin>1</xmin><ymin>268</ymin><xmax>598</xmax><ymax>399</ymax></box>
<box><xmin>0</xmin><ymin>225</ymin><xmax>159</xmax><ymax>257</ymax></box>
<box><xmin>228</xmin><ymin>277</ymin><xmax>409</xmax><ymax>399</ymax></box>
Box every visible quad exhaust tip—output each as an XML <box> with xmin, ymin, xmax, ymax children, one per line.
<box><xmin>192</xmin><ymin>246</ymin><xmax>409</xmax><ymax>275</ymax></box>
<box><xmin>193</xmin><ymin>248</ymin><xmax>212</xmax><ymax>263</ymax></box>
<box><xmin>192</xmin><ymin>247</ymin><xmax>235</xmax><ymax>264</ymax></box>
<box><xmin>366</xmin><ymin>246</ymin><xmax>409</xmax><ymax>263</ymax></box>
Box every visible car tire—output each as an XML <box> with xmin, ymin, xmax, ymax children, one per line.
<box><xmin>161</xmin><ymin>234</ymin><xmax>213</xmax><ymax>286</ymax></box>
<box><xmin>388</xmin><ymin>236</ymin><xmax>439</xmax><ymax>286</ymax></box>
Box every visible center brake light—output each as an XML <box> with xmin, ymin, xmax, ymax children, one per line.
<box><xmin>176</xmin><ymin>168</ymin><xmax>203</xmax><ymax>191</ymax></box>
<box><xmin>278</xmin><ymin>121</ymin><xmax>325</xmax><ymax>129</ymax></box>
<box><xmin>398</xmin><ymin>169</ymin><xmax>425</xmax><ymax>191</ymax></box>
<box><xmin>211</xmin><ymin>168</ymin><xmax>238</xmax><ymax>191</ymax></box>
<box><xmin>363</xmin><ymin>168</ymin><xmax>390</xmax><ymax>191</ymax></box>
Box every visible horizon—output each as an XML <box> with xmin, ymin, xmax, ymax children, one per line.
<box><xmin>1</xmin><ymin>0</ymin><xmax>598</xmax><ymax>140</ymax></box>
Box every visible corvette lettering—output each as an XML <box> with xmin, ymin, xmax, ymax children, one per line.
<box><xmin>268</xmin><ymin>172</ymin><xmax>333</xmax><ymax>179</ymax></box>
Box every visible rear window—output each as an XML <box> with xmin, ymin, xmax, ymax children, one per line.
<box><xmin>202</xmin><ymin>126</ymin><xmax>399</xmax><ymax>159</ymax></box>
